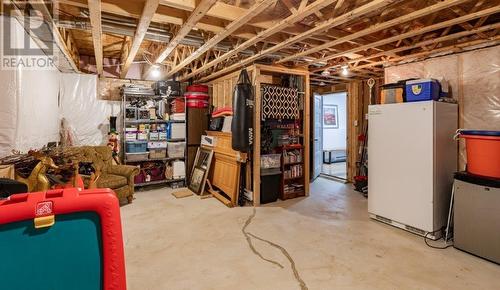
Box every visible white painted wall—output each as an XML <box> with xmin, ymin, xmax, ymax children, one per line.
<box><xmin>322</xmin><ymin>92</ymin><xmax>347</xmax><ymax>150</ymax></box>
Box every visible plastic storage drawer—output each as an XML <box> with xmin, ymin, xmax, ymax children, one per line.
<box><xmin>148</xmin><ymin>148</ymin><xmax>166</xmax><ymax>159</ymax></box>
<box><xmin>125</xmin><ymin>132</ymin><xmax>137</xmax><ymax>141</ymax></box>
<box><xmin>148</xmin><ymin>141</ymin><xmax>167</xmax><ymax>149</ymax></box>
<box><xmin>126</xmin><ymin>141</ymin><xmax>148</xmax><ymax>153</ymax></box>
<box><xmin>172</xmin><ymin>161</ymin><xmax>185</xmax><ymax>179</ymax></box>
<box><xmin>260</xmin><ymin>154</ymin><xmax>281</xmax><ymax>169</ymax></box>
<box><xmin>405</xmin><ymin>79</ymin><xmax>440</xmax><ymax>102</ymax></box>
<box><xmin>169</xmin><ymin>123</ymin><xmax>186</xmax><ymax>139</ymax></box>
<box><xmin>126</xmin><ymin>152</ymin><xmax>149</xmax><ymax>161</ymax></box>
<box><xmin>167</xmin><ymin>142</ymin><xmax>185</xmax><ymax>158</ymax></box>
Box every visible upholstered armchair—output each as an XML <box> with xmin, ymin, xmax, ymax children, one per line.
<box><xmin>67</xmin><ymin>146</ymin><xmax>139</xmax><ymax>203</ymax></box>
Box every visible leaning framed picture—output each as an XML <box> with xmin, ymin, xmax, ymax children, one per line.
<box><xmin>323</xmin><ymin>105</ymin><xmax>339</xmax><ymax>129</ymax></box>
<box><xmin>188</xmin><ymin>147</ymin><xmax>214</xmax><ymax>195</ymax></box>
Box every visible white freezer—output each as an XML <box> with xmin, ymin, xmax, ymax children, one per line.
<box><xmin>368</xmin><ymin>101</ymin><xmax>457</xmax><ymax>238</ymax></box>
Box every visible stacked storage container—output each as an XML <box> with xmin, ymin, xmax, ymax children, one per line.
<box><xmin>122</xmin><ymin>81</ymin><xmax>187</xmax><ymax>187</ymax></box>
<box><xmin>185</xmin><ymin>85</ymin><xmax>209</xmax><ymax>108</ymax></box>
<box><xmin>185</xmin><ymin>84</ymin><xmax>210</xmax><ymax>180</ymax></box>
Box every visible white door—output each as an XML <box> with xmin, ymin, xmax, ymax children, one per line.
<box><xmin>313</xmin><ymin>94</ymin><xmax>323</xmax><ymax>179</ymax></box>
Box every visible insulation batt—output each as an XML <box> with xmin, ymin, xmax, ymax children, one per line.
<box><xmin>385</xmin><ymin>45</ymin><xmax>500</xmax><ymax>169</ymax></box>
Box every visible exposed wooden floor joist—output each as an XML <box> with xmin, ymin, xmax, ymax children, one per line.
<box><xmin>42</xmin><ymin>0</ymin><xmax>498</xmax><ymax>82</ymax></box>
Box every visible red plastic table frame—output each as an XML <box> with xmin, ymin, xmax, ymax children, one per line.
<box><xmin>0</xmin><ymin>188</ymin><xmax>126</xmax><ymax>290</ymax></box>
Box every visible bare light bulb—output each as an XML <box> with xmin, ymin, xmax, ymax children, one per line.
<box><xmin>341</xmin><ymin>66</ymin><xmax>349</xmax><ymax>76</ymax></box>
<box><xmin>151</xmin><ymin>65</ymin><xmax>160</xmax><ymax>78</ymax></box>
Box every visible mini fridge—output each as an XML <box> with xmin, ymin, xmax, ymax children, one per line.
<box><xmin>368</xmin><ymin>101</ymin><xmax>458</xmax><ymax>239</ymax></box>
<box><xmin>454</xmin><ymin>172</ymin><xmax>500</xmax><ymax>264</ymax></box>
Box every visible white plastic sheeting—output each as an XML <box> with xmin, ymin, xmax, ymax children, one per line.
<box><xmin>59</xmin><ymin>73</ymin><xmax>121</xmax><ymax>146</ymax></box>
<box><xmin>0</xmin><ymin>68</ymin><xmax>18</xmax><ymax>157</ymax></box>
<box><xmin>17</xmin><ymin>69</ymin><xmax>61</xmax><ymax>150</ymax></box>
<box><xmin>0</xmin><ymin>15</ymin><xmax>121</xmax><ymax>157</ymax></box>
<box><xmin>385</xmin><ymin>45</ymin><xmax>500</xmax><ymax>169</ymax></box>
<box><xmin>0</xmin><ymin>16</ymin><xmax>60</xmax><ymax>157</ymax></box>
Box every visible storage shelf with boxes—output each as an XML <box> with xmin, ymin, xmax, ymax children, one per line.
<box><xmin>121</xmin><ymin>82</ymin><xmax>187</xmax><ymax>188</ymax></box>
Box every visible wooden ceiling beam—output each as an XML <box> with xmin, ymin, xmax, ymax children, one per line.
<box><xmin>120</xmin><ymin>0</ymin><xmax>159</xmax><ymax>78</ymax></box>
<box><xmin>179</xmin><ymin>0</ymin><xmax>336</xmax><ymax>81</ymax></box>
<box><xmin>143</xmin><ymin>0</ymin><xmax>217</xmax><ymax>78</ymax></box>
<box><xmin>312</xmin><ymin>22</ymin><xmax>500</xmax><ymax>73</ymax></box>
<box><xmin>310</xmin><ymin>78</ymin><xmax>341</xmax><ymax>85</ymax></box>
<box><xmin>348</xmin><ymin>35</ymin><xmax>500</xmax><ymax>71</ymax></box>
<box><xmin>59</xmin><ymin>0</ymin><xmax>337</xmax><ymax>50</ymax></box>
<box><xmin>280</xmin><ymin>0</ymin><xmax>298</xmax><ymax>14</ymax></box>
<box><xmin>119</xmin><ymin>36</ymin><xmax>131</xmax><ymax>65</ymax></box>
<box><xmin>163</xmin><ymin>0</ymin><xmax>336</xmax><ymax>43</ymax></box>
<box><xmin>276</xmin><ymin>0</ymin><xmax>471</xmax><ymax>64</ymax></box>
<box><xmin>196</xmin><ymin>0</ymin><xmax>396</xmax><ymax>82</ymax></box>
<box><xmin>22</xmin><ymin>1</ymin><xmax>80</xmax><ymax>72</ymax></box>
<box><xmin>311</xmin><ymin>5</ymin><xmax>500</xmax><ymax>69</ymax></box>
<box><xmin>88</xmin><ymin>0</ymin><xmax>103</xmax><ymax>75</ymax></box>
<box><xmin>311</xmin><ymin>73</ymin><xmax>353</xmax><ymax>81</ymax></box>
<box><xmin>165</xmin><ymin>0</ymin><xmax>272</xmax><ymax>78</ymax></box>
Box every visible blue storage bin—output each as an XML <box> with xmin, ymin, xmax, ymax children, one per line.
<box><xmin>126</xmin><ymin>141</ymin><xmax>148</xmax><ymax>153</ymax></box>
<box><xmin>405</xmin><ymin>79</ymin><xmax>440</xmax><ymax>102</ymax></box>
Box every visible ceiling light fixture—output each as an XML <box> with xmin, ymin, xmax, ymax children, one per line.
<box><xmin>151</xmin><ymin>64</ymin><xmax>161</xmax><ymax>78</ymax></box>
<box><xmin>341</xmin><ymin>65</ymin><xmax>349</xmax><ymax>76</ymax></box>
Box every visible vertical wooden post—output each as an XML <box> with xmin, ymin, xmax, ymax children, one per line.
<box><xmin>253</xmin><ymin>65</ymin><xmax>261</xmax><ymax>206</ymax></box>
<box><xmin>347</xmin><ymin>81</ymin><xmax>362</xmax><ymax>182</ymax></box>
<box><xmin>304</xmin><ymin>73</ymin><xmax>311</xmax><ymax>195</ymax></box>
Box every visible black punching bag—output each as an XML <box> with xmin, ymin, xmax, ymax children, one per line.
<box><xmin>231</xmin><ymin>69</ymin><xmax>254</xmax><ymax>152</ymax></box>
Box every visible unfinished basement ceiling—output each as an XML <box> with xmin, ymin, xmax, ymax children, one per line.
<box><xmin>8</xmin><ymin>0</ymin><xmax>500</xmax><ymax>83</ymax></box>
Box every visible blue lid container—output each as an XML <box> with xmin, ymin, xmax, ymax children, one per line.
<box><xmin>405</xmin><ymin>78</ymin><xmax>440</xmax><ymax>102</ymax></box>
<box><xmin>125</xmin><ymin>141</ymin><xmax>148</xmax><ymax>153</ymax></box>
<box><xmin>459</xmin><ymin>130</ymin><xmax>500</xmax><ymax>137</ymax></box>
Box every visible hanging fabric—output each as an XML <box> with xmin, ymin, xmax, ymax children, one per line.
<box><xmin>231</xmin><ymin>69</ymin><xmax>254</xmax><ymax>152</ymax></box>
<box><xmin>261</xmin><ymin>85</ymin><xmax>299</xmax><ymax>120</ymax></box>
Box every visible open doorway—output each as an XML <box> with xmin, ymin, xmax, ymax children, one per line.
<box><xmin>313</xmin><ymin>92</ymin><xmax>348</xmax><ymax>181</ymax></box>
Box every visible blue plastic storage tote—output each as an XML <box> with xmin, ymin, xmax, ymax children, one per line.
<box><xmin>126</xmin><ymin>141</ymin><xmax>148</xmax><ymax>153</ymax></box>
<box><xmin>405</xmin><ymin>79</ymin><xmax>440</xmax><ymax>102</ymax></box>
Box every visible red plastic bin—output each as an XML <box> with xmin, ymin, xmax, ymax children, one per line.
<box><xmin>186</xmin><ymin>99</ymin><xmax>209</xmax><ymax>108</ymax></box>
<box><xmin>184</xmin><ymin>91</ymin><xmax>209</xmax><ymax>100</ymax></box>
<box><xmin>458</xmin><ymin>130</ymin><xmax>500</xmax><ymax>179</ymax></box>
<box><xmin>186</xmin><ymin>84</ymin><xmax>208</xmax><ymax>93</ymax></box>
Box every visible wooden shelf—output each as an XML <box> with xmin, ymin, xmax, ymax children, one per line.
<box><xmin>284</xmin><ymin>161</ymin><xmax>303</xmax><ymax>166</ymax></box>
<box><xmin>125</xmin><ymin>119</ymin><xmax>184</xmax><ymax>124</ymax></box>
<box><xmin>125</xmin><ymin>157</ymin><xmax>185</xmax><ymax>163</ymax></box>
<box><xmin>167</xmin><ymin>138</ymin><xmax>185</xmax><ymax>142</ymax></box>
<box><xmin>281</xmin><ymin>190</ymin><xmax>305</xmax><ymax>200</ymax></box>
<box><xmin>135</xmin><ymin>178</ymin><xmax>185</xmax><ymax>187</ymax></box>
<box><xmin>284</xmin><ymin>175</ymin><xmax>303</xmax><ymax>181</ymax></box>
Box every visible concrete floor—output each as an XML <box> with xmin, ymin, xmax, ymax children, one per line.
<box><xmin>322</xmin><ymin>162</ymin><xmax>347</xmax><ymax>179</ymax></box>
<box><xmin>121</xmin><ymin>178</ymin><xmax>500</xmax><ymax>290</ymax></box>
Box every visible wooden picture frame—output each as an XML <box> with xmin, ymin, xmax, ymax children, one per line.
<box><xmin>188</xmin><ymin>147</ymin><xmax>214</xmax><ymax>195</ymax></box>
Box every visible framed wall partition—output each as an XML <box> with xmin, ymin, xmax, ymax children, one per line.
<box><xmin>209</xmin><ymin>64</ymin><xmax>310</xmax><ymax>206</ymax></box>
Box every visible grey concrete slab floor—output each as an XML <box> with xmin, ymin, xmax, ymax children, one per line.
<box><xmin>121</xmin><ymin>178</ymin><xmax>500</xmax><ymax>290</ymax></box>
